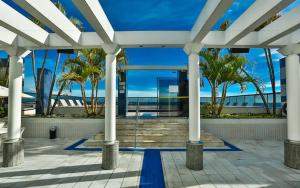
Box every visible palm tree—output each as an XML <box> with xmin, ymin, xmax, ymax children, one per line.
<box><xmin>255</xmin><ymin>14</ymin><xmax>281</xmax><ymax>116</ymax></box>
<box><xmin>241</xmin><ymin>68</ymin><xmax>270</xmax><ymax>114</ymax></box>
<box><xmin>28</xmin><ymin>1</ymin><xmax>83</xmax><ymax>115</ymax></box>
<box><xmin>219</xmin><ymin>20</ymin><xmax>272</xmax><ymax>114</ymax></box>
<box><xmin>59</xmin><ymin>49</ymin><xmax>127</xmax><ymax>116</ymax></box>
<box><xmin>41</xmin><ymin>2</ymin><xmax>83</xmax><ymax>115</ymax></box>
<box><xmin>61</xmin><ymin>57</ymin><xmax>101</xmax><ymax>115</ymax></box>
<box><xmin>199</xmin><ymin>49</ymin><xmax>250</xmax><ymax>116</ymax></box>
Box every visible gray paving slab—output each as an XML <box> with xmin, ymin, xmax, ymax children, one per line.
<box><xmin>0</xmin><ymin>138</ymin><xmax>143</xmax><ymax>188</ymax></box>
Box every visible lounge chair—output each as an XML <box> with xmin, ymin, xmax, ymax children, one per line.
<box><xmin>75</xmin><ymin>99</ymin><xmax>83</xmax><ymax>106</ymax></box>
<box><xmin>68</xmin><ymin>100</ymin><xmax>76</xmax><ymax>107</ymax></box>
<box><xmin>59</xmin><ymin>99</ymin><xmax>69</xmax><ymax>107</ymax></box>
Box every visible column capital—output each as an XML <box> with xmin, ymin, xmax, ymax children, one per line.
<box><xmin>183</xmin><ymin>43</ymin><xmax>203</xmax><ymax>55</ymax></box>
<box><xmin>3</xmin><ymin>46</ymin><xmax>30</xmax><ymax>57</ymax></box>
<box><xmin>278</xmin><ymin>44</ymin><xmax>300</xmax><ymax>56</ymax></box>
<box><xmin>102</xmin><ymin>43</ymin><xmax>121</xmax><ymax>55</ymax></box>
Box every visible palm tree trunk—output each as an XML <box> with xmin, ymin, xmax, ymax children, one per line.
<box><xmin>217</xmin><ymin>82</ymin><xmax>228</xmax><ymax>115</ymax></box>
<box><xmin>211</xmin><ymin>83</ymin><xmax>217</xmax><ymax>116</ymax></box>
<box><xmin>46</xmin><ymin>53</ymin><xmax>61</xmax><ymax>115</ymax></box>
<box><xmin>36</xmin><ymin>50</ymin><xmax>49</xmax><ymax>115</ymax></box>
<box><xmin>81</xmin><ymin>84</ymin><xmax>89</xmax><ymax>114</ymax></box>
<box><xmin>31</xmin><ymin>50</ymin><xmax>37</xmax><ymax>90</ymax></box>
<box><xmin>95</xmin><ymin>79</ymin><xmax>99</xmax><ymax>113</ymax></box>
<box><xmin>91</xmin><ymin>76</ymin><xmax>95</xmax><ymax>114</ymax></box>
<box><xmin>207</xmin><ymin>80</ymin><xmax>214</xmax><ymax>116</ymax></box>
<box><xmin>266</xmin><ymin>48</ymin><xmax>276</xmax><ymax>116</ymax></box>
<box><xmin>50</xmin><ymin>81</ymin><xmax>66</xmax><ymax>115</ymax></box>
<box><xmin>242</xmin><ymin>68</ymin><xmax>270</xmax><ymax>114</ymax></box>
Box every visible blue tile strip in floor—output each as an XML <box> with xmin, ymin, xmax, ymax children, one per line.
<box><xmin>65</xmin><ymin>139</ymin><xmax>242</xmax><ymax>188</ymax></box>
<box><xmin>65</xmin><ymin>139</ymin><xmax>242</xmax><ymax>152</ymax></box>
<box><xmin>140</xmin><ymin>149</ymin><xmax>165</xmax><ymax>188</ymax></box>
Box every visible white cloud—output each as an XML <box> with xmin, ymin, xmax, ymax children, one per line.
<box><xmin>69</xmin><ymin>89</ymin><xmax>106</xmax><ymax>97</ymax></box>
<box><xmin>264</xmin><ymin>80</ymin><xmax>281</xmax><ymax>89</ymax></box>
<box><xmin>258</xmin><ymin>49</ymin><xmax>284</xmax><ymax>59</ymax></box>
<box><xmin>128</xmin><ymin>87</ymin><xmax>157</xmax><ymax>97</ymax></box>
<box><xmin>200</xmin><ymin>91</ymin><xmax>211</xmax><ymax>97</ymax></box>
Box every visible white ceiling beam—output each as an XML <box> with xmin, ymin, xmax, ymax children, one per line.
<box><xmin>115</xmin><ymin>31</ymin><xmax>190</xmax><ymax>48</ymax></box>
<box><xmin>0</xmin><ymin>31</ymin><xmax>299</xmax><ymax>50</ymax></box>
<box><xmin>0</xmin><ymin>26</ymin><xmax>17</xmax><ymax>45</ymax></box>
<box><xmin>191</xmin><ymin>0</ymin><xmax>234</xmax><ymax>43</ymax></box>
<box><xmin>271</xmin><ymin>29</ymin><xmax>300</xmax><ymax>46</ymax></box>
<box><xmin>0</xmin><ymin>1</ymin><xmax>49</xmax><ymax>46</ymax></box>
<box><xmin>225</xmin><ymin>0</ymin><xmax>294</xmax><ymax>46</ymax></box>
<box><xmin>14</xmin><ymin>0</ymin><xmax>82</xmax><ymax>46</ymax></box>
<box><xmin>73</xmin><ymin>0</ymin><xmax>114</xmax><ymax>43</ymax></box>
<box><xmin>120</xmin><ymin>65</ymin><xmax>188</xmax><ymax>71</ymax></box>
<box><xmin>259</xmin><ymin>4</ymin><xmax>300</xmax><ymax>46</ymax></box>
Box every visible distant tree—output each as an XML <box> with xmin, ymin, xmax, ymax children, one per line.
<box><xmin>218</xmin><ymin>20</ymin><xmax>272</xmax><ymax>114</ymax></box>
<box><xmin>255</xmin><ymin>14</ymin><xmax>281</xmax><ymax>116</ymax></box>
<box><xmin>199</xmin><ymin>49</ymin><xmax>250</xmax><ymax>116</ymax></box>
<box><xmin>29</xmin><ymin>1</ymin><xmax>83</xmax><ymax>116</ymax></box>
<box><xmin>59</xmin><ymin>49</ymin><xmax>127</xmax><ymax>116</ymax></box>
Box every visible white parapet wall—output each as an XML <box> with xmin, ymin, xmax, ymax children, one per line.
<box><xmin>22</xmin><ymin>117</ymin><xmax>105</xmax><ymax>139</ymax></box>
<box><xmin>202</xmin><ymin>118</ymin><xmax>287</xmax><ymax>140</ymax></box>
<box><xmin>21</xmin><ymin>117</ymin><xmax>287</xmax><ymax>140</ymax></box>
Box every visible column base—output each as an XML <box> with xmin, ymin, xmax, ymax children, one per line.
<box><xmin>284</xmin><ymin>139</ymin><xmax>300</xmax><ymax>169</ymax></box>
<box><xmin>102</xmin><ymin>140</ymin><xmax>119</xmax><ymax>170</ymax></box>
<box><xmin>186</xmin><ymin>141</ymin><xmax>203</xmax><ymax>170</ymax></box>
<box><xmin>2</xmin><ymin>139</ymin><xmax>24</xmax><ymax>167</ymax></box>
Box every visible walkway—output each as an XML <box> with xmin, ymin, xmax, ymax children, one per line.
<box><xmin>162</xmin><ymin>140</ymin><xmax>300</xmax><ymax>188</ymax></box>
<box><xmin>0</xmin><ymin>139</ymin><xmax>143</xmax><ymax>188</ymax></box>
<box><xmin>0</xmin><ymin>139</ymin><xmax>299</xmax><ymax>188</ymax></box>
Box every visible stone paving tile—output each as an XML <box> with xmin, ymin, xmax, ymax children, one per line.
<box><xmin>162</xmin><ymin>139</ymin><xmax>300</xmax><ymax>188</ymax></box>
<box><xmin>1</xmin><ymin>138</ymin><xmax>300</xmax><ymax>188</ymax></box>
<box><xmin>0</xmin><ymin>138</ymin><xmax>143</xmax><ymax>188</ymax></box>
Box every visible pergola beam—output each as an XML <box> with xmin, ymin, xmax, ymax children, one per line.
<box><xmin>119</xmin><ymin>65</ymin><xmax>188</xmax><ymax>71</ymax></box>
<box><xmin>0</xmin><ymin>1</ymin><xmax>49</xmax><ymax>46</ymax></box>
<box><xmin>14</xmin><ymin>0</ymin><xmax>82</xmax><ymax>46</ymax></box>
<box><xmin>73</xmin><ymin>0</ymin><xmax>114</xmax><ymax>43</ymax></box>
<box><xmin>0</xmin><ymin>26</ymin><xmax>17</xmax><ymax>45</ymax></box>
<box><xmin>225</xmin><ymin>0</ymin><xmax>294</xmax><ymax>46</ymax></box>
<box><xmin>191</xmin><ymin>0</ymin><xmax>234</xmax><ymax>43</ymax></box>
<box><xmin>0</xmin><ymin>30</ymin><xmax>299</xmax><ymax>50</ymax></box>
<box><xmin>271</xmin><ymin>29</ymin><xmax>300</xmax><ymax>46</ymax></box>
<box><xmin>259</xmin><ymin>4</ymin><xmax>300</xmax><ymax>46</ymax></box>
<box><xmin>115</xmin><ymin>31</ymin><xmax>190</xmax><ymax>48</ymax></box>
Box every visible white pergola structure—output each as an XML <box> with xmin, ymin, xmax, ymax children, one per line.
<box><xmin>1</xmin><ymin>0</ymin><xmax>300</xmax><ymax>169</ymax></box>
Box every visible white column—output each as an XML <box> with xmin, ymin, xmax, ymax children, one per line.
<box><xmin>184</xmin><ymin>43</ymin><xmax>202</xmax><ymax>142</ymax></box>
<box><xmin>286</xmin><ymin>54</ymin><xmax>300</xmax><ymax>141</ymax></box>
<box><xmin>188</xmin><ymin>52</ymin><xmax>201</xmax><ymax>142</ymax></box>
<box><xmin>105</xmin><ymin>53</ymin><xmax>117</xmax><ymax>142</ymax></box>
<box><xmin>7</xmin><ymin>55</ymin><xmax>23</xmax><ymax>140</ymax></box>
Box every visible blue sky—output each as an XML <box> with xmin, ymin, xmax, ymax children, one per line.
<box><xmin>1</xmin><ymin>0</ymin><xmax>300</xmax><ymax>97</ymax></box>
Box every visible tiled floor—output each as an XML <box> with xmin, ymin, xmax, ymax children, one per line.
<box><xmin>0</xmin><ymin>139</ymin><xmax>300</xmax><ymax>188</ymax></box>
<box><xmin>0</xmin><ymin>139</ymin><xmax>143</xmax><ymax>188</ymax></box>
<box><xmin>162</xmin><ymin>140</ymin><xmax>300</xmax><ymax>188</ymax></box>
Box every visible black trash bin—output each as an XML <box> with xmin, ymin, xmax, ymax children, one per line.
<box><xmin>49</xmin><ymin>126</ymin><xmax>57</xmax><ymax>139</ymax></box>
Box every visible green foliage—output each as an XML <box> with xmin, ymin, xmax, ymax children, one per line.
<box><xmin>201</xmin><ymin>113</ymin><xmax>283</xmax><ymax>119</ymax></box>
<box><xmin>60</xmin><ymin>49</ymin><xmax>127</xmax><ymax>116</ymax></box>
<box><xmin>199</xmin><ymin>48</ymin><xmax>251</xmax><ymax>116</ymax></box>
<box><xmin>0</xmin><ymin>107</ymin><xmax>7</xmax><ymax>118</ymax></box>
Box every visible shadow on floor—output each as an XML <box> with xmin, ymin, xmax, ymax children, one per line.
<box><xmin>0</xmin><ymin>169</ymin><xmax>140</xmax><ymax>188</ymax></box>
